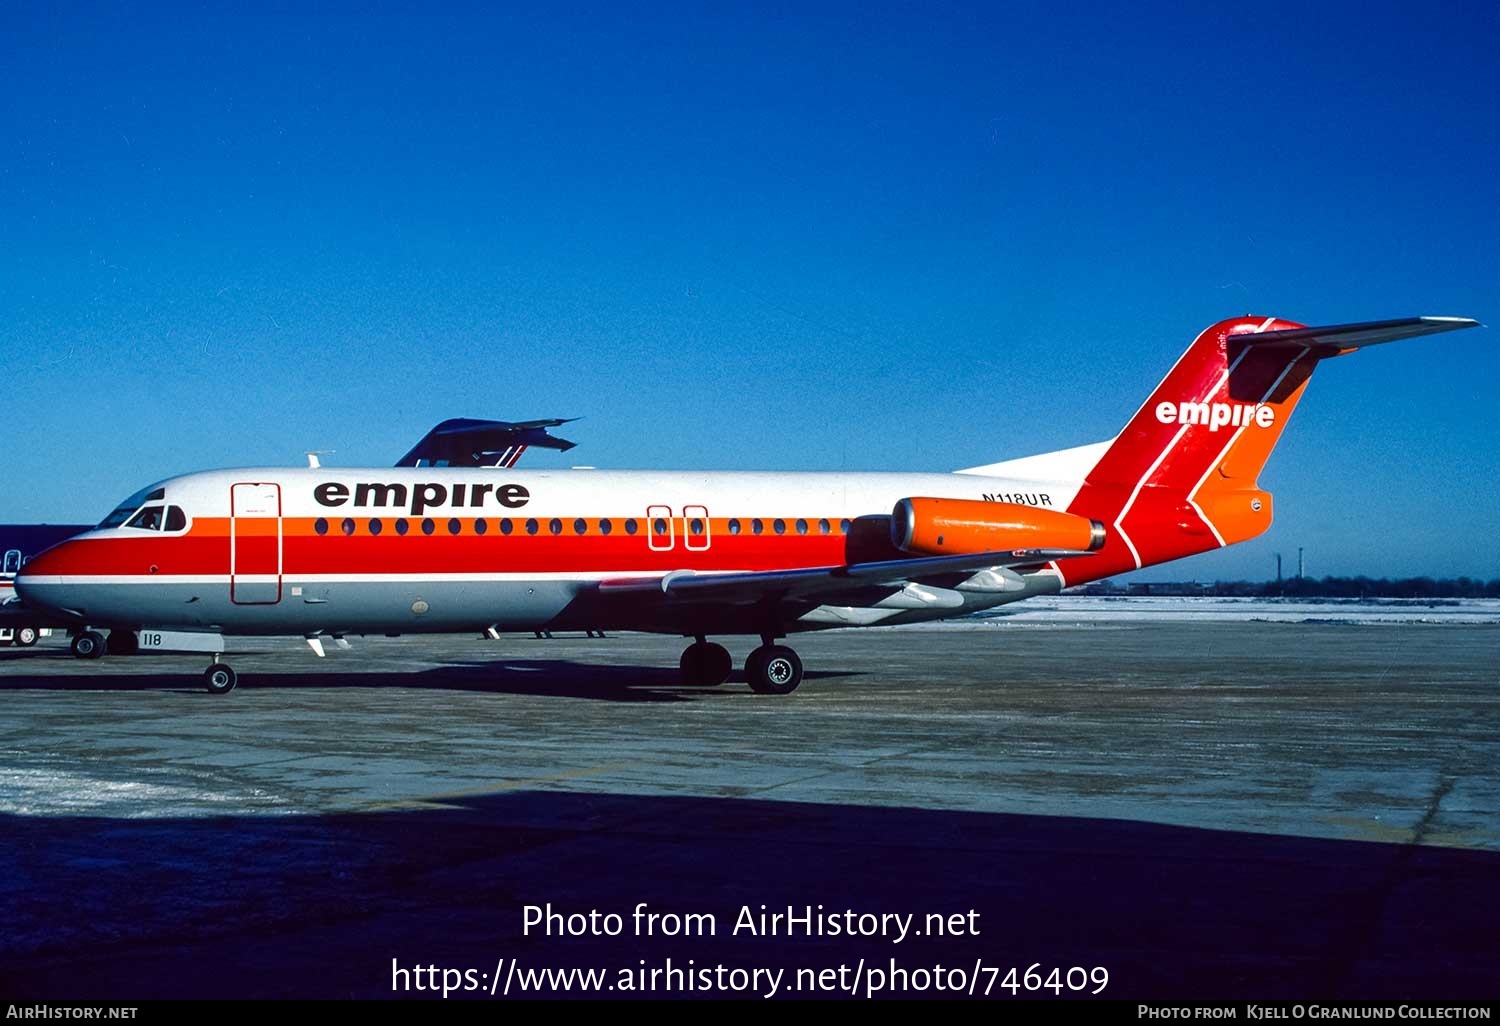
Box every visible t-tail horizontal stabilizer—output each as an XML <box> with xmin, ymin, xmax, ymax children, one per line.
<box><xmin>1230</xmin><ymin>316</ymin><xmax>1480</xmax><ymax>353</ymax></box>
<box><xmin>396</xmin><ymin>417</ymin><xmax>579</xmax><ymax>468</ymax></box>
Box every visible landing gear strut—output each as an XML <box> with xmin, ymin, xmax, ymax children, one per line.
<box><xmin>679</xmin><ymin>637</ymin><xmax>733</xmax><ymax>687</ymax></box>
<box><xmin>745</xmin><ymin>639</ymin><xmax>803</xmax><ymax>695</ymax></box>
<box><xmin>204</xmin><ymin>661</ymin><xmax>237</xmax><ymax>694</ymax></box>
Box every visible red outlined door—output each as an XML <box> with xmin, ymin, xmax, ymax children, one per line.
<box><xmin>683</xmin><ymin>505</ymin><xmax>710</xmax><ymax>551</ymax></box>
<box><xmin>230</xmin><ymin>482</ymin><xmax>282</xmax><ymax>604</ymax></box>
<box><xmin>647</xmin><ymin>505</ymin><xmax>674</xmax><ymax>551</ymax></box>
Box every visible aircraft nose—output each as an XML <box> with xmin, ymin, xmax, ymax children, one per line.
<box><xmin>13</xmin><ymin>542</ymin><xmax>76</xmax><ymax>612</ymax></box>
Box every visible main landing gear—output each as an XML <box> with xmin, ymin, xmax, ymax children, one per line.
<box><xmin>679</xmin><ymin>637</ymin><xmax>733</xmax><ymax>687</ymax></box>
<box><xmin>745</xmin><ymin>642</ymin><xmax>803</xmax><ymax>695</ymax></box>
<box><xmin>676</xmin><ymin>635</ymin><xmax>805</xmax><ymax>694</ymax></box>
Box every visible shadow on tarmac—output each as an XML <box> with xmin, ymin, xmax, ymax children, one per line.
<box><xmin>0</xmin><ymin>654</ymin><xmax>862</xmax><ymax>701</ymax></box>
<box><xmin>1</xmin><ymin>790</ymin><xmax>1495</xmax><ymax>1000</ymax></box>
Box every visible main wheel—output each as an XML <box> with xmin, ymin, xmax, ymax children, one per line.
<box><xmin>746</xmin><ymin>644</ymin><xmax>803</xmax><ymax>695</ymax></box>
<box><xmin>700</xmin><ymin>642</ymin><xmax>732</xmax><ymax>686</ymax></box>
<box><xmin>107</xmin><ymin>630</ymin><xmax>139</xmax><ymax>656</ymax></box>
<box><xmin>204</xmin><ymin>663</ymin><xmax>237</xmax><ymax>694</ymax></box>
<box><xmin>689</xmin><ymin>642</ymin><xmax>733</xmax><ymax>686</ymax></box>
<box><xmin>71</xmin><ymin>630</ymin><xmax>107</xmax><ymax>659</ymax></box>
<box><xmin>678</xmin><ymin>641</ymin><xmax>734</xmax><ymax>686</ymax></box>
<box><xmin>15</xmin><ymin>625</ymin><xmax>39</xmax><ymax>647</ymax></box>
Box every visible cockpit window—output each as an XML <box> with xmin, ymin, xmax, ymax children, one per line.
<box><xmin>126</xmin><ymin>506</ymin><xmax>165</xmax><ymax>531</ymax></box>
<box><xmin>98</xmin><ymin>485</ymin><xmax>168</xmax><ymax>529</ymax></box>
<box><xmin>99</xmin><ymin>504</ymin><xmax>141</xmax><ymax>529</ymax></box>
<box><xmin>165</xmin><ymin>506</ymin><xmax>187</xmax><ymax>531</ymax></box>
<box><xmin>2</xmin><ymin>550</ymin><xmax>19</xmax><ymax>575</ymax></box>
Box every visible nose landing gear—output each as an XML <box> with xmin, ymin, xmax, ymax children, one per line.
<box><xmin>204</xmin><ymin>661</ymin><xmax>237</xmax><ymax>694</ymax></box>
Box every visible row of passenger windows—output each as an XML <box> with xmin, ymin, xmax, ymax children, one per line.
<box><xmin>311</xmin><ymin>517</ymin><xmax>856</xmax><ymax>538</ymax></box>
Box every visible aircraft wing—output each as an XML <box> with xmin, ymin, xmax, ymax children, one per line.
<box><xmin>596</xmin><ymin>549</ymin><xmax>1090</xmax><ymax>606</ymax></box>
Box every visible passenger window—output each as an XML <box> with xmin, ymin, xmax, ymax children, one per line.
<box><xmin>126</xmin><ymin>506</ymin><xmax>165</xmax><ymax>531</ymax></box>
<box><xmin>500</xmin><ymin>519</ymin><xmax>514</xmax><ymax>535</ymax></box>
<box><xmin>474</xmin><ymin>519</ymin><xmax>488</xmax><ymax>535</ymax></box>
<box><xmin>624</xmin><ymin>519</ymin><xmax>638</xmax><ymax>536</ymax></box>
<box><xmin>818</xmin><ymin>518</ymin><xmax>830</xmax><ymax>535</ymax></box>
<box><xmin>549</xmin><ymin>518</ymin><xmax>562</xmax><ymax>535</ymax></box>
<box><xmin>165</xmin><ymin>507</ymin><xmax>188</xmax><ymax>532</ymax></box>
<box><xmin>773</xmin><ymin>519</ymin><xmax>786</xmax><ymax>535</ymax></box>
<box><xmin>341</xmin><ymin>518</ymin><xmax>356</xmax><ymax>536</ymax></box>
<box><xmin>689</xmin><ymin>518</ymin><xmax>704</xmax><ymax>536</ymax></box>
<box><xmin>840</xmin><ymin>518</ymin><xmax>851</xmax><ymax>535</ymax></box>
<box><xmin>395</xmin><ymin>519</ymin><xmax>409</xmax><ymax>536</ymax></box>
<box><xmin>368</xmin><ymin>518</ymin><xmax>383</xmax><ymax>535</ymax></box>
<box><xmin>574</xmin><ymin>518</ymin><xmax>588</xmax><ymax>535</ymax></box>
<box><xmin>599</xmin><ymin>519</ymin><xmax>613</xmax><ymax>535</ymax></box>
<box><xmin>752</xmin><ymin>519</ymin><xmax>764</xmax><ymax>535</ymax></box>
<box><xmin>653</xmin><ymin>518</ymin><xmax>668</xmax><ymax>536</ymax></box>
<box><xmin>525</xmin><ymin>519</ymin><xmax>539</xmax><ymax>535</ymax></box>
<box><xmin>448</xmin><ymin>518</ymin><xmax>462</xmax><ymax>535</ymax></box>
<box><xmin>421</xmin><ymin>518</ymin><xmax>436</xmax><ymax>535</ymax></box>
<box><xmin>728</xmin><ymin>518</ymin><xmax>741</xmax><ymax>535</ymax></box>
<box><xmin>314</xmin><ymin>518</ymin><xmax>329</xmax><ymax>536</ymax></box>
<box><xmin>795</xmin><ymin>518</ymin><xmax>808</xmax><ymax>535</ymax></box>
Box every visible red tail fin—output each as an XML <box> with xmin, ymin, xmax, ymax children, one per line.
<box><xmin>1065</xmin><ymin>316</ymin><xmax>1321</xmax><ymax>581</ymax></box>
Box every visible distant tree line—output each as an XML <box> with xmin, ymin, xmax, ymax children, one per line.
<box><xmin>1079</xmin><ymin>577</ymin><xmax>1500</xmax><ymax>599</ymax></box>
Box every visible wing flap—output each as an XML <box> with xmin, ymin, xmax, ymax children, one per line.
<box><xmin>597</xmin><ymin>549</ymin><xmax>1090</xmax><ymax>605</ymax></box>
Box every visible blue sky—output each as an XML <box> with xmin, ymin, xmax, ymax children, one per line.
<box><xmin>3</xmin><ymin>3</ymin><xmax>1496</xmax><ymax>580</ymax></box>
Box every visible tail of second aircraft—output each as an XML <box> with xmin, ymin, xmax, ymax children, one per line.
<box><xmin>1060</xmin><ymin>314</ymin><xmax>1479</xmax><ymax>583</ymax></box>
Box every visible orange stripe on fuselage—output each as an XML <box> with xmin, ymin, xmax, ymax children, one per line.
<box><xmin>30</xmin><ymin>517</ymin><xmax>858</xmax><ymax>577</ymax></box>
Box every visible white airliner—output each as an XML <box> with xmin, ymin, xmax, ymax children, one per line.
<box><xmin>15</xmin><ymin>315</ymin><xmax>1480</xmax><ymax>694</ymax></box>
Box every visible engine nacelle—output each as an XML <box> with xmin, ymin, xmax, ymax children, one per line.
<box><xmin>892</xmin><ymin>497</ymin><xmax>1105</xmax><ymax>556</ymax></box>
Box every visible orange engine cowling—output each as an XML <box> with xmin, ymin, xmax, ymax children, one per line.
<box><xmin>892</xmin><ymin>497</ymin><xmax>1106</xmax><ymax>556</ymax></box>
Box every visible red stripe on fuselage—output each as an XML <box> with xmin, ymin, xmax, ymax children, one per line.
<box><xmin>26</xmin><ymin>517</ymin><xmax>858</xmax><ymax>577</ymax></box>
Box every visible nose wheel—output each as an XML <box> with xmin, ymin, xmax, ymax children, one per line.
<box><xmin>679</xmin><ymin>639</ymin><xmax>733</xmax><ymax>686</ymax></box>
<box><xmin>746</xmin><ymin>644</ymin><xmax>803</xmax><ymax>695</ymax></box>
<box><xmin>204</xmin><ymin>662</ymin><xmax>237</xmax><ymax>694</ymax></box>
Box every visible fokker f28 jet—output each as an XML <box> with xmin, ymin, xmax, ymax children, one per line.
<box><xmin>16</xmin><ymin>315</ymin><xmax>1480</xmax><ymax>694</ymax></box>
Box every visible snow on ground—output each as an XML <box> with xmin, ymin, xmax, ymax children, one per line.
<box><xmin>915</xmin><ymin>596</ymin><xmax>1500</xmax><ymax>627</ymax></box>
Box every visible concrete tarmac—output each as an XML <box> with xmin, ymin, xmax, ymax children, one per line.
<box><xmin>1</xmin><ymin>622</ymin><xmax>1496</xmax><ymax>999</ymax></box>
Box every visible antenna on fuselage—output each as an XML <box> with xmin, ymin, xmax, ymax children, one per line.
<box><xmin>305</xmin><ymin>450</ymin><xmax>335</xmax><ymax>469</ymax></box>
